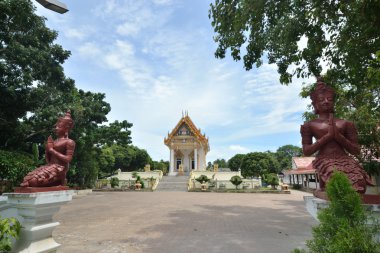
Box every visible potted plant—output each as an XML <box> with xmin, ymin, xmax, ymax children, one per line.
<box><xmin>134</xmin><ymin>175</ymin><xmax>144</xmax><ymax>190</ymax></box>
<box><xmin>195</xmin><ymin>175</ymin><xmax>209</xmax><ymax>191</ymax></box>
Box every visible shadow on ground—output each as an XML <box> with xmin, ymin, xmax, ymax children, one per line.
<box><xmin>136</xmin><ymin>200</ymin><xmax>316</xmax><ymax>253</ymax></box>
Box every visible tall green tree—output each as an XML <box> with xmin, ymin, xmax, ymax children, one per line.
<box><xmin>213</xmin><ymin>158</ymin><xmax>228</xmax><ymax>168</ymax></box>
<box><xmin>228</xmin><ymin>154</ymin><xmax>245</xmax><ymax>171</ymax></box>
<box><xmin>0</xmin><ymin>0</ymin><xmax>73</xmax><ymax>148</ymax></box>
<box><xmin>240</xmin><ymin>152</ymin><xmax>280</xmax><ymax>178</ymax></box>
<box><xmin>96</xmin><ymin>120</ymin><xmax>133</xmax><ymax>147</ymax></box>
<box><xmin>275</xmin><ymin>145</ymin><xmax>302</xmax><ymax>171</ymax></box>
<box><xmin>209</xmin><ymin>0</ymin><xmax>380</xmax><ymax>84</ymax></box>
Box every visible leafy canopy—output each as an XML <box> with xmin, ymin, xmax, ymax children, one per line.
<box><xmin>240</xmin><ymin>151</ymin><xmax>280</xmax><ymax>178</ymax></box>
<box><xmin>209</xmin><ymin>0</ymin><xmax>380</xmax><ymax>84</ymax></box>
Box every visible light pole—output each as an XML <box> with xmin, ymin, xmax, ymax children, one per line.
<box><xmin>36</xmin><ymin>0</ymin><xmax>68</xmax><ymax>14</ymax></box>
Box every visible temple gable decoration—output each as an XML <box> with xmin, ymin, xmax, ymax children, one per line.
<box><xmin>164</xmin><ymin>112</ymin><xmax>209</xmax><ymax>175</ymax></box>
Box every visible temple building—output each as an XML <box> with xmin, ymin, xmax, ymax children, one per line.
<box><xmin>164</xmin><ymin>112</ymin><xmax>210</xmax><ymax>175</ymax></box>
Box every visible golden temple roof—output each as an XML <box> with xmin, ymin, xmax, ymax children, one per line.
<box><xmin>164</xmin><ymin>113</ymin><xmax>209</xmax><ymax>151</ymax></box>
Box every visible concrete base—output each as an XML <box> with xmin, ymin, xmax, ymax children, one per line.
<box><xmin>14</xmin><ymin>186</ymin><xmax>70</xmax><ymax>193</ymax></box>
<box><xmin>304</xmin><ymin>195</ymin><xmax>380</xmax><ymax>242</ymax></box>
<box><xmin>2</xmin><ymin>190</ymin><xmax>73</xmax><ymax>253</ymax></box>
<box><xmin>303</xmin><ymin>196</ymin><xmax>329</xmax><ymax>220</ymax></box>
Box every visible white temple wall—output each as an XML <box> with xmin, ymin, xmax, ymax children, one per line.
<box><xmin>182</xmin><ymin>149</ymin><xmax>191</xmax><ymax>172</ymax></box>
<box><xmin>198</xmin><ymin>147</ymin><xmax>206</xmax><ymax>170</ymax></box>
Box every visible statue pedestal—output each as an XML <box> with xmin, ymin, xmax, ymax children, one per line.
<box><xmin>304</xmin><ymin>195</ymin><xmax>380</xmax><ymax>242</ymax></box>
<box><xmin>3</xmin><ymin>190</ymin><xmax>73</xmax><ymax>253</ymax></box>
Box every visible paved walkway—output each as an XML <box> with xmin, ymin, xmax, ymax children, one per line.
<box><xmin>54</xmin><ymin>190</ymin><xmax>316</xmax><ymax>253</ymax></box>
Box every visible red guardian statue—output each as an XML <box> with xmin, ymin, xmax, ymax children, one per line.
<box><xmin>20</xmin><ymin>111</ymin><xmax>75</xmax><ymax>188</ymax></box>
<box><xmin>301</xmin><ymin>77</ymin><xmax>373</xmax><ymax>194</ymax></box>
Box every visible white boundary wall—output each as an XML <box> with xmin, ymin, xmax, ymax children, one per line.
<box><xmin>188</xmin><ymin>171</ymin><xmax>262</xmax><ymax>190</ymax></box>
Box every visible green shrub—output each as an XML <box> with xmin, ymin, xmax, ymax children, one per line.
<box><xmin>306</xmin><ymin>171</ymin><xmax>380</xmax><ymax>252</ymax></box>
<box><xmin>110</xmin><ymin>177</ymin><xmax>119</xmax><ymax>188</ymax></box>
<box><xmin>0</xmin><ymin>216</ymin><xmax>21</xmax><ymax>252</ymax></box>
<box><xmin>0</xmin><ymin>150</ymin><xmax>36</xmax><ymax>190</ymax></box>
<box><xmin>230</xmin><ymin>175</ymin><xmax>243</xmax><ymax>189</ymax></box>
<box><xmin>265</xmin><ymin>173</ymin><xmax>279</xmax><ymax>189</ymax></box>
<box><xmin>195</xmin><ymin>175</ymin><xmax>210</xmax><ymax>183</ymax></box>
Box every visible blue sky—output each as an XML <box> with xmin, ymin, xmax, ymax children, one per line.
<box><xmin>35</xmin><ymin>0</ymin><xmax>313</xmax><ymax>162</ymax></box>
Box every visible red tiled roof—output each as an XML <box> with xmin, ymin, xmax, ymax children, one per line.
<box><xmin>283</xmin><ymin>156</ymin><xmax>316</xmax><ymax>175</ymax></box>
<box><xmin>284</xmin><ymin>167</ymin><xmax>316</xmax><ymax>175</ymax></box>
<box><xmin>292</xmin><ymin>157</ymin><xmax>315</xmax><ymax>169</ymax></box>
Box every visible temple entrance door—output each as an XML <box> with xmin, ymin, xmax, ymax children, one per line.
<box><xmin>191</xmin><ymin>160</ymin><xmax>195</xmax><ymax>170</ymax></box>
<box><xmin>176</xmin><ymin>159</ymin><xmax>182</xmax><ymax>171</ymax></box>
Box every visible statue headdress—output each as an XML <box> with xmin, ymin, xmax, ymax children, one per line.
<box><xmin>310</xmin><ymin>76</ymin><xmax>335</xmax><ymax>102</ymax></box>
<box><xmin>310</xmin><ymin>77</ymin><xmax>335</xmax><ymax>113</ymax></box>
<box><xmin>57</xmin><ymin>110</ymin><xmax>74</xmax><ymax>131</ymax></box>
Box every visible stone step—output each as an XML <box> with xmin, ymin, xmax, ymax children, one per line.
<box><xmin>155</xmin><ymin>176</ymin><xmax>189</xmax><ymax>192</ymax></box>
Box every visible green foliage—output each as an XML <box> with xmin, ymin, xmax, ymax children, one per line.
<box><xmin>151</xmin><ymin>160</ymin><xmax>168</xmax><ymax>175</ymax></box>
<box><xmin>110</xmin><ymin>177</ymin><xmax>119</xmax><ymax>188</ymax></box>
<box><xmin>291</xmin><ymin>249</ymin><xmax>307</xmax><ymax>253</ymax></box>
<box><xmin>306</xmin><ymin>171</ymin><xmax>380</xmax><ymax>252</ymax></box>
<box><xmin>105</xmin><ymin>145</ymin><xmax>151</xmax><ymax>173</ymax></box>
<box><xmin>0</xmin><ymin>0</ymin><xmax>72</xmax><ymax>149</ymax></box>
<box><xmin>195</xmin><ymin>175</ymin><xmax>210</xmax><ymax>183</ymax></box>
<box><xmin>98</xmin><ymin>147</ymin><xmax>116</xmax><ymax>177</ymax></box>
<box><xmin>228</xmin><ymin>154</ymin><xmax>245</xmax><ymax>171</ymax></box>
<box><xmin>240</xmin><ymin>152</ymin><xmax>280</xmax><ymax>178</ymax></box>
<box><xmin>275</xmin><ymin>145</ymin><xmax>302</xmax><ymax>171</ymax></box>
<box><xmin>0</xmin><ymin>150</ymin><xmax>36</xmax><ymax>190</ymax></box>
<box><xmin>213</xmin><ymin>158</ymin><xmax>228</xmax><ymax>168</ymax></box>
<box><xmin>31</xmin><ymin>143</ymin><xmax>39</xmax><ymax>163</ymax></box>
<box><xmin>209</xmin><ymin>0</ymin><xmax>380</xmax><ymax>83</ymax></box>
<box><xmin>265</xmin><ymin>173</ymin><xmax>279</xmax><ymax>189</ymax></box>
<box><xmin>230</xmin><ymin>175</ymin><xmax>243</xmax><ymax>189</ymax></box>
<box><xmin>96</xmin><ymin>120</ymin><xmax>133</xmax><ymax>147</ymax></box>
<box><xmin>0</xmin><ymin>216</ymin><xmax>21</xmax><ymax>252</ymax></box>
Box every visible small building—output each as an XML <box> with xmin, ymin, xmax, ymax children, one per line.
<box><xmin>284</xmin><ymin>157</ymin><xmax>318</xmax><ymax>189</ymax></box>
<box><xmin>164</xmin><ymin>112</ymin><xmax>210</xmax><ymax>175</ymax></box>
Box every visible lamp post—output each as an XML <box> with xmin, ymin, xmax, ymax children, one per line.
<box><xmin>36</xmin><ymin>0</ymin><xmax>68</xmax><ymax>14</ymax></box>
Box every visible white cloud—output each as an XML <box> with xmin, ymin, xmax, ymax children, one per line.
<box><xmin>229</xmin><ymin>145</ymin><xmax>250</xmax><ymax>154</ymax></box>
<box><xmin>65</xmin><ymin>28</ymin><xmax>87</xmax><ymax>40</ymax></box>
<box><xmin>153</xmin><ymin>0</ymin><xmax>175</xmax><ymax>5</ymax></box>
<box><xmin>77</xmin><ymin>42</ymin><xmax>102</xmax><ymax>58</ymax></box>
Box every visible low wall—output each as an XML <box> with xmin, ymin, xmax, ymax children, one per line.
<box><xmin>109</xmin><ymin>170</ymin><xmax>163</xmax><ymax>181</ymax></box>
<box><xmin>96</xmin><ymin>170</ymin><xmax>163</xmax><ymax>190</ymax></box>
<box><xmin>188</xmin><ymin>171</ymin><xmax>262</xmax><ymax>190</ymax></box>
<box><xmin>190</xmin><ymin>171</ymin><xmax>242</xmax><ymax>180</ymax></box>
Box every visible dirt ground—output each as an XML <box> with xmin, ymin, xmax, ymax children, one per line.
<box><xmin>53</xmin><ymin>190</ymin><xmax>316</xmax><ymax>253</ymax></box>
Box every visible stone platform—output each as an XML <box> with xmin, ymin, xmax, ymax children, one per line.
<box><xmin>313</xmin><ymin>190</ymin><xmax>380</xmax><ymax>205</ymax></box>
<box><xmin>2</xmin><ymin>190</ymin><xmax>73</xmax><ymax>252</ymax></box>
<box><xmin>14</xmin><ymin>186</ymin><xmax>70</xmax><ymax>193</ymax></box>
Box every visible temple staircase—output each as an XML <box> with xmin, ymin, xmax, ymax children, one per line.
<box><xmin>155</xmin><ymin>176</ymin><xmax>188</xmax><ymax>192</ymax></box>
